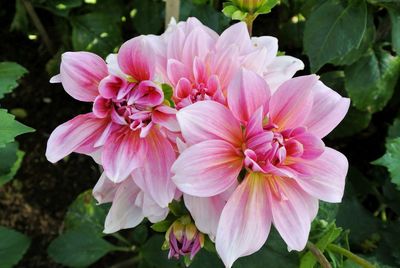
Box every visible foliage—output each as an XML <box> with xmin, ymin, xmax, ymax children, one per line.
<box><xmin>0</xmin><ymin>226</ymin><xmax>31</xmax><ymax>268</ymax></box>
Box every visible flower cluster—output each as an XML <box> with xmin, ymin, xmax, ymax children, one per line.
<box><xmin>46</xmin><ymin>17</ymin><xmax>350</xmax><ymax>267</ymax></box>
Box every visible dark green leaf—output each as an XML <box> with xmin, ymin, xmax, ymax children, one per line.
<box><xmin>64</xmin><ymin>190</ymin><xmax>108</xmax><ymax>235</ymax></box>
<box><xmin>151</xmin><ymin>219</ymin><xmax>173</xmax><ymax>232</ymax></box>
<box><xmin>303</xmin><ymin>0</ymin><xmax>367</xmax><ymax>72</ymax></box>
<box><xmin>71</xmin><ymin>12</ymin><xmax>122</xmax><ymax>57</ymax></box>
<box><xmin>0</xmin><ymin>62</ymin><xmax>28</xmax><ymax>99</ymax></box>
<box><xmin>48</xmin><ymin>228</ymin><xmax>115</xmax><ymax>267</ymax></box>
<box><xmin>0</xmin><ymin>144</ymin><xmax>25</xmax><ymax>187</ymax></box>
<box><xmin>168</xmin><ymin>200</ymin><xmax>188</xmax><ymax>217</ymax></box>
<box><xmin>0</xmin><ymin>109</ymin><xmax>34</xmax><ymax>148</ymax></box>
<box><xmin>10</xmin><ymin>0</ymin><xmax>29</xmax><ymax>32</ymax></box>
<box><xmin>0</xmin><ymin>226</ymin><xmax>31</xmax><ymax>268</ymax></box>
<box><xmin>344</xmin><ymin>46</ymin><xmax>400</xmax><ymax>113</ymax></box>
<box><xmin>388</xmin><ymin>117</ymin><xmax>400</xmax><ymax>139</ymax></box>
<box><xmin>372</xmin><ymin>137</ymin><xmax>400</xmax><ymax>189</ymax></box>
<box><xmin>132</xmin><ymin>0</ymin><xmax>164</xmax><ymax>34</ymax></box>
<box><xmin>190</xmin><ymin>249</ymin><xmax>223</xmax><ymax>268</ymax></box>
<box><xmin>330</xmin><ymin>107</ymin><xmax>372</xmax><ymax>138</ymax></box>
<box><xmin>35</xmin><ymin>0</ymin><xmax>83</xmax><ymax>17</ymax></box>
<box><xmin>140</xmin><ymin>235</ymin><xmax>180</xmax><ymax>268</ymax></box>
<box><xmin>388</xmin><ymin>7</ymin><xmax>400</xmax><ymax>54</ymax></box>
<box><xmin>132</xmin><ymin>224</ymin><xmax>148</xmax><ymax>245</ymax></box>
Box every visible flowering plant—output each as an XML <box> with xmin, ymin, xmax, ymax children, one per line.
<box><xmin>46</xmin><ymin>14</ymin><xmax>352</xmax><ymax>267</ymax></box>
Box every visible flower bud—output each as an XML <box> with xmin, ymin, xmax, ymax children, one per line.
<box><xmin>232</xmin><ymin>0</ymin><xmax>264</xmax><ymax>12</ymax></box>
<box><xmin>165</xmin><ymin>216</ymin><xmax>205</xmax><ymax>262</ymax></box>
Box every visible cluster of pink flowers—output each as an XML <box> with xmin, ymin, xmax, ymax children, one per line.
<box><xmin>47</xmin><ymin>18</ymin><xmax>350</xmax><ymax>267</ymax></box>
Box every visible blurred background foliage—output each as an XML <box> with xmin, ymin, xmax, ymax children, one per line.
<box><xmin>0</xmin><ymin>0</ymin><xmax>400</xmax><ymax>267</ymax></box>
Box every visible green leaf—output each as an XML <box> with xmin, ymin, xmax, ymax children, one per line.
<box><xmin>140</xmin><ymin>235</ymin><xmax>180</xmax><ymax>268</ymax></box>
<box><xmin>344</xmin><ymin>46</ymin><xmax>400</xmax><ymax>113</ymax></box>
<box><xmin>132</xmin><ymin>224</ymin><xmax>148</xmax><ymax>245</ymax></box>
<box><xmin>71</xmin><ymin>12</ymin><xmax>122</xmax><ymax>57</ymax></box>
<box><xmin>48</xmin><ymin>228</ymin><xmax>115</xmax><ymax>267</ymax></box>
<box><xmin>330</xmin><ymin>107</ymin><xmax>372</xmax><ymax>138</ymax></box>
<box><xmin>303</xmin><ymin>0</ymin><xmax>367</xmax><ymax>72</ymax></box>
<box><xmin>10</xmin><ymin>0</ymin><xmax>29</xmax><ymax>32</ymax></box>
<box><xmin>373</xmin><ymin>137</ymin><xmax>400</xmax><ymax>189</ymax></box>
<box><xmin>0</xmin><ymin>145</ymin><xmax>25</xmax><ymax>187</ymax></box>
<box><xmin>132</xmin><ymin>0</ymin><xmax>164</xmax><ymax>34</ymax></box>
<box><xmin>35</xmin><ymin>0</ymin><xmax>83</xmax><ymax>17</ymax></box>
<box><xmin>190</xmin><ymin>249</ymin><xmax>223</xmax><ymax>268</ymax></box>
<box><xmin>64</xmin><ymin>190</ymin><xmax>108</xmax><ymax>235</ymax></box>
<box><xmin>388</xmin><ymin>7</ymin><xmax>400</xmax><ymax>54</ymax></box>
<box><xmin>151</xmin><ymin>219</ymin><xmax>173</xmax><ymax>232</ymax></box>
<box><xmin>0</xmin><ymin>109</ymin><xmax>34</xmax><ymax>148</ymax></box>
<box><xmin>388</xmin><ymin>117</ymin><xmax>400</xmax><ymax>139</ymax></box>
<box><xmin>300</xmin><ymin>224</ymin><xmax>342</xmax><ymax>268</ymax></box>
<box><xmin>256</xmin><ymin>0</ymin><xmax>280</xmax><ymax>14</ymax></box>
<box><xmin>0</xmin><ymin>226</ymin><xmax>31</xmax><ymax>268</ymax></box>
<box><xmin>0</xmin><ymin>62</ymin><xmax>28</xmax><ymax>99</ymax></box>
<box><xmin>168</xmin><ymin>200</ymin><xmax>188</xmax><ymax>217</ymax></box>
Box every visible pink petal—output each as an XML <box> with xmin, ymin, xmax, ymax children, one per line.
<box><xmin>132</xmin><ymin>130</ymin><xmax>176</xmax><ymax>208</ymax></box>
<box><xmin>50</xmin><ymin>74</ymin><xmax>61</xmax><ymax>83</ymax></box>
<box><xmin>216</xmin><ymin>22</ymin><xmax>253</xmax><ymax>54</ymax></box>
<box><xmin>98</xmin><ymin>75</ymin><xmax>128</xmax><ymax>99</ymax></box>
<box><xmin>46</xmin><ymin>113</ymin><xmax>109</xmax><ymax>163</ymax></box>
<box><xmin>193</xmin><ymin>57</ymin><xmax>207</xmax><ymax>84</ymax></box>
<box><xmin>304</xmin><ymin>81</ymin><xmax>351</xmax><ymax>138</ymax></box>
<box><xmin>251</xmin><ymin>36</ymin><xmax>278</xmax><ymax>66</ymax></box>
<box><xmin>209</xmin><ymin>44</ymin><xmax>240</xmax><ymax>91</ymax></box>
<box><xmin>182</xmin><ymin>27</ymin><xmax>215</xmax><ymax>67</ymax></box>
<box><xmin>216</xmin><ymin>173</ymin><xmax>271</xmax><ymax>268</ymax></box>
<box><xmin>174</xmin><ymin>77</ymin><xmax>192</xmax><ymax>99</ymax></box>
<box><xmin>268</xmin><ymin>178</ymin><xmax>318</xmax><ymax>251</ymax></box>
<box><xmin>227</xmin><ymin>68</ymin><xmax>270</xmax><ymax>123</ymax></box>
<box><xmin>104</xmin><ymin>178</ymin><xmax>144</xmax><ymax>233</ymax></box>
<box><xmin>152</xmin><ymin>105</ymin><xmax>180</xmax><ymax>132</ymax></box>
<box><xmin>167</xmin><ymin>59</ymin><xmax>191</xmax><ymax>86</ymax></box>
<box><xmin>59</xmin><ymin>52</ymin><xmax>107</xmax><ymax>102</ymax></box>
<box><xmin>117</xmin><ymin>36</ymin><xmax>155</xmax><ymax>81</ymax></box>
<box><xmin>177</xmin><ymin>100</ymin><xmax>242</xmax><ymax>146</ymax></box>
<box><xmin>292</xmin><ymin>132</ymin><xmax>325</xmax><ymax>160</ymax></box>
<box><xmin>129</xmin><ymin>80</ymin><xmax>163</xmax><ymax>107</ymax></box>
<box><xmin>264</xmin><ymin>56</ymin><xmax>304</xmax><ymax>93</ymax></box>
<box><xmin>93</xmin><ymin>96</ymin><xmax>112</xmax><ymax>118</ymax></box>
<box><xmin>291</xmin><ymin>147</ymin><xmax>348</xmax><ymax>203</ymax></box>
<box><xmin>269</xmin><ymin>75</ymin><xmax>318</xmax><ymax>130</ymax></box>
<box><xmin>93</xmin><ymin>173</ymin><xmax>118</xmax><ymax>204</ymax></box>
<box><xmin>172</xmin><ymin>140</ymin><xmax>243</xmax><ymax>197</ymax></box>
<box><xmin>135</xmin><ymin>191</ymin><xmax>169</xmax><ymax>223</ymax></box>
<box><xmin>102</xmin><ymin>128</ymin><xmax>147</xmax><ymax>183</ymax></box>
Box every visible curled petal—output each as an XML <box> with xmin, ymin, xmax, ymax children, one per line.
<box><xmin>216</xmin><ymin>173</ymin><xmax>271</xmax><ymax>268</ymax></box>
<box><xmin>59</xmin><ymin>52</ymin><xmax>107</xmax><ymax>101</ymax></box>
<box><xmin>152</xmin><ymin>106</ymin><xmax>180</xmax><ymax>132</ymax></box>
<box><xmin>172</xmin><ymin>140</ymin><xmax>243</xmax><ymax>197</ymax></box>
<box><xmin>46</xmin><ymin>113</ymin><xmax>109</xmax><ymax>163</ymax></box>
<box><xmin>93</xmin><ymin>173</ymin><xmax>118</xmax><ymax>204</ymax></box>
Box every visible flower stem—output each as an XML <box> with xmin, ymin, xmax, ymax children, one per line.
<box><xmin>327</xmin><ymin>244</ymin><xmax>376</xmax><ymax>268</ymax></box>
<box><xmin>244</xmin><ymin>14</ymin><xmax>256</xmax><ymax>36</ymax></box>
<box><xmin>306</xmin><ymin>241</ymin><xmax>332</xmax><ymax>268</ymax></box>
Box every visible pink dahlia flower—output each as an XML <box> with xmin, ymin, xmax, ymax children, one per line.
<box><xmin>46</xmin><ymin>36</ymin><xmax>179</xmax><ymax>229</ymax></box>
<box><xmin>172</xmin><ymin>69</ymin><xmax>350</xmax><ymax>267</ymax></box>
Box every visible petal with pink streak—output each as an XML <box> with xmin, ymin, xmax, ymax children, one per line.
<box><xmin>177</xmin><ymin>100</ymin><xmax>242</xmax><ymax>146</ymax></box>
<box><xmin>93</xmin><ymin>173</ymin><xmax>118</xmax><ymax>204</ymax></box>
<box><xmin>216</xmin><ymin>22</ymin><xmax>253</xmax><ymax>54</ymax></box>
<box><xmin>172</xmin><ymin>140</ymin><xmax>243</xmax><ymax>197</ymax></box>
<box><xmin>182</xmin><ymin>27</ymin><xmax>215</xmax><ymax>67</ymax></box>
<box><xmin>209</xmin><ymin>44</ymin><xmax>240</xmax><ymax>91</ymax></box>
<box><xmin>264</xmin><ymin>56</ymin><xmax>305</xmax><ymax>93</ymax></box>
<box><xmin>152</xmin><ymin>105</ymin><xmax>180</xmax><ymax>132</ymax></box>
<box><xmin>135</xmin><ymin>191</ymin><xmax>169</xmax><ymax>223</ymax></box>
<box><xmin>46</xmin><ymin>113</ymin><xmax>109</xmax><ymax>163</ymax></box>
<box><xmin>269</xmin><ymin>75</ymin><xmax>318</xmax><ymax>130</ymax></box>
<box><xmin>98</xmin><ymin>75</ymin><xmax>127</xmax><ymax>99</ymax></box>
<box><xmin>291</xmin><ymin>147</ymin><xmax>348</xmax><ymax>203</ymax></box>
<box><xmin>118</xmin><ymin>36</ymin><xmax>155</xmax><ymax>81</ymax></box>
<box><xmin>132</xmin><ymin>130</ymin><xmax>176</xmax><ymax>208</ymax></box>
<box><xmin>129</xmin><ymin>80</ymin><xmax>164</xmax><ymax>107</ymax></box>
<box><xmin>59</xmin><ymin>52</ymin><xmax>107</xmax><ymax>102</ymax></box>
<box><xmin>104</xmin><ymin>178</ymin><xmax>144</xmax><ymax>233</ymax></box>
<box><xmin>167</xmin><ymin>59</ymin><xmax>191</xmax><ymax>86</ymax></box>
<box><xmin>292</xmin><ymin>132</ymin><xmax>325</xmax><ymax>160</ymax></box>
<box><xmin>268</xmin><ymin>178</ymin><xmax>318</xmax><ymax>251</ymax></box>
<box><xmin>304</xmin><ymin>81</ymin><xmax>351</xmax><ymax>138</ymax></box>
<box><xmin>227</xmin><ymin>68</ymin><xmax>270</xmax><ymax>123</ymax></box>
<box><xmin>184</xmin><ymin>194</ymin><xmax>226</xmax><ymax>241</ymax></box>
<box><xmin>216</xmin><ymin>173</ymin><xmax>271</xmax><ymax>268</ymax></box>
<box><xmin>245</xmin><ymin>107</ymin><xmax>266</xmax><ymax>140</ymax></box>
<box><xmin>102</xmin><ymin>128</ymin><xmax>147</xmax><ymax>183</ymax></box>
<box><xmin>93</xmin><ymin>96</ymin><xmax>112</xmax><ymax>118</ymax></box>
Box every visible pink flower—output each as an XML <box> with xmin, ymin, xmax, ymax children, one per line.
<box><xmin>164</xmin><ymin>18</ymin><xmax>304</xmax><ymax>109</ymax></box>
<box><xmin>172</xmin><ymin>69</ymin><xmax>350</xmax><ymax>267</ymax></box>
<box><xmin>46</xmin><ymin>36</ymin><xmax>179</xmax><ymax>216</ymax></box>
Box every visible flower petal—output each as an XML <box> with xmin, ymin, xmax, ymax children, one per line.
<box><xmin>177</xmin><ymin>100</ymin><xmax>242</xmax><ymax>146</ymax></box>
<box><xmin>172</xmin><ymin>140</ymin><xmax>243</xmax><ymax>197</ymax></box>
<box><xmin>263</xmin><ymin>56</ymin><xmax>305</xmax><ymax>93</ymax></box>
<box><xmin>227</xmin><ymin>68</ymin><xmax>270</xmax><ymax>123</ymax></box>
<box><xmin>102</xmin><ymin>128</ymin><xmax>147</xmax><ymax>183</ymax></box>
<box><xmin>304</xmin><ymin>81</ymin><xmax>351</xmax><ymax>138</ymax></box>
<box><xmin>269</xmin><ymin>75</ymin><xmax>318</xmax><ymax>130</ymax></box>
<box><xmin>167</xmin><ymin>59</ymin><xmax>191</xmax><ymax>86</ymax></box>
<box><xmin>135</xmin><ymin>191</ymin><xmax>169</xmax><ymax>223</ymax></box>
<box><xmin>118</xmin><ymin>36</ymin><xmax>155</xmax><ymax>81</ymax></box>
<box><xmin>93</xmin><ymin>173</ymin><xmax>118</xmax><ymax>204</ymax></box>
<box><xmin>216</xmin><ymin>22</ymin><xmax>253</xmax><ymax>54</ymax></box>
<box><xmin>46</xmin><ymin>113</ymin><xmax>108</xmax><ymax>163</ymax></box>
<box><xmin>152</xmin><ymin>105</ymin><xmax>180</xmax><ymax>132</ymax></box>
<box><xmin>104</xmin><ymin>178</ymin><xmax>144</xmax><ymax>233</ymax></box>
<box><xmin>132</xmin><ymin>130</ymin><xmax>176</xmax><ymax>208</ymax></box>
<box><xmin>268</xmin><ymin>178</ymin><xmax>318</xmax><ymax>251</ymax></box>
<box><xmin>291</xmin><ymin>147</ymin><xmax>348</xmax><ymax>203</ymax></box>
<box><xmin>216</xmin><ymin>173</ymin><xmax>271</xmax><ymax>268</ymax></box>
<box><xmin>59</xmin><ymin>52</ymin><xmax>107</xmax><ymax>102</ymax></box>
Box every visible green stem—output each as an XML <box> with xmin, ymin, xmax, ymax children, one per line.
<box><xmin>306</xmin><ymin>242</ymin><xmax>332</xmax><ymax>268</ymax></box>
<box><xmin>113</xmin><ymin>246</ymin><xmax>136</xmax><ymax>252</ymax></box>
<box><xmin>244</xmin><ymin>14</ymin><xmax>257</xmax><ymax>36</ymax></box>
<box><xmin>327</xmin><ymin>244</ymin><xmax>376</xmax><ymax>268</ymax></box>
<box><xmin>111</xmin><ymin>233</ymin><xmax>132</xmax><ymax>246</ymax></box>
